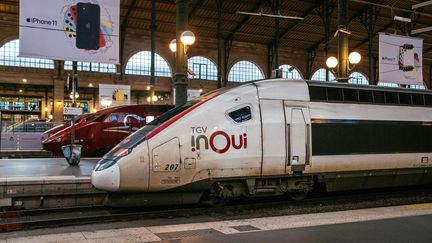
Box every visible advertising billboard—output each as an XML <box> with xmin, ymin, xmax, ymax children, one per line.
<box><xmin>19</xmin><ymin>0</ymin><xmax>120</xmax><ymax>64</ymax></box>
<box><xmin>99</xmin><ymin>84</ymin><xmax>130</xmax><ymax>108</ymax></box>
<box><xmin>379</xmin><ymin>33</ymin><xmax>423</xmax><ymax>85</ymax></box>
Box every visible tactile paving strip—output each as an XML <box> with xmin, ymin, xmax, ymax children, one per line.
<box><xmin>156</xmin><ymin>228</ymin><xmax>223</xmax><ymax>240</ymax></box>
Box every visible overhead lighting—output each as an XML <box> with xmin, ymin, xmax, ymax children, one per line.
<box><xmin>326</xmin><ymin>56</ymin><xmax>338</xmax><ymax>69</ymax></box>
<box><xmin>88</xmin><ymin>83</ymin><xmax>94</xmax><ymax>87</ymax></box>
<box><xmin>348</xmin><ymin>51</ymin><xmax>361</xmax><ymax>65</ymax></box>
<box><xmin>146</xmin><ymin>85</ymin><xmax>151</xmax><ymax>90</ymax></box>
<box><xmin>394</xmin><ymin>16</ymin><xmax>411</xmax><ymax>23</ymax></box>
<box><xmin>169</xmin><ymin>39</ymin><xmax>177</xmax><ymax>52</ymax></box>
<box><xmin>44</xmin><ymin>107</ymin><xmax>48</xmax><ymax>112</ymax></box>
<box><xmin>180</xmin><ymin>31</ymin><xmax>196</xmax><ymax>46</ymax></box>
<box><xmin>22</xmin><ymin>79</ymin><xmax>27</xmax><ymax>83</ymax></box>
<box><xmin>70</xmin><ymin>92</ymin><xmax>79</xmax><ymax>99</ymax></box>
<box><xmin>19</xmin><ymin>89</ymin><xmax>23</xmax><ymax>93</ymax></box>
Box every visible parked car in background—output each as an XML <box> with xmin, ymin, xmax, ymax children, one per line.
<box><xmin>42</xmin><ymin>104</ymin><xmax>173</xmax><ymax>157</ymax></box>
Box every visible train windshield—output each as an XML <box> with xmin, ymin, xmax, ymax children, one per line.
<box><xmin>102</xmin><ymin>100</ymin><xmax>200</xmax><ymax>160</ymax></box>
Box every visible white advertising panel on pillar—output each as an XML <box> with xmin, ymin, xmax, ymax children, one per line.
<box><xmin>99</xmin><ymin>84</ymin><xmax>130</xmax><ymax>108</ymax></box>
<box><xmin>379</xmin><ymin>33</ymin><xmax>423</xmax><ymax>85</ymax></box>
<box><xmin>19</xmin><ymin>0</ymin><xmax>120</xmax><ymax>64</ymax></box>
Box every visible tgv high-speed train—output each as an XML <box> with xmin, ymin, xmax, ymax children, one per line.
<box><xmin>92</xmin><ymin>79</ymin><xmax>432</xmax><ymax>206</ymax></box>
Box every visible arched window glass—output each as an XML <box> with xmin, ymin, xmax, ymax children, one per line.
<box><xmin>378</xmin><ymin>82</ymin><xmax>399</xmax><ymax>88</ymax></box>
<box><xmin>228</xmin><ymin>60</ymin><xmax>264</xmax><ymax>82</ymax></box>
<box><xmin>125</xmin><ymin>51</ymin><xmax>171</xmax><ymax>77</ymax></box>
<box><xmin>187</xmin><ymin>56</ymin><xmax>217</xmax><ymax>80</ymax></box>
<box><xmin>278</xmin><ymin>64</ymin><xmax>302</xmax><ymax>79</ymax></box>
<box><xmin>0</xmin><ymin>39</ymin><xmax>54</xmax><ymax>69</ymax></box>
<box><xmin>348</xmin><ymin>72</ymin><xmax>369</xmax><ymax>85</ymax></box>
<box><xmin>311</xmin><ymin>68</ymin><xmax>336</xmax><ymax>81</ymax></box>
<box><xmin>409</xmin><ymin>84</ymin><xmax>425</xmax><ymax>89</ymax></box>
<box><xmin>64</xmin><ymin>61</ymin><xmax>116</xmax><ymax>73</ymax></box>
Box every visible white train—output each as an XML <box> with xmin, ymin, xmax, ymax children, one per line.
<box><xmin>91</xmin><ymin>79</ymin><xmax>432</xmax><ymax>206</ymax></box>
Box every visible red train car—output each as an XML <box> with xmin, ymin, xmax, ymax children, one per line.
<box><xmin>42</xmin><ymin>104</ymin><xmax>173</xmax><ymax>157</ymax></box>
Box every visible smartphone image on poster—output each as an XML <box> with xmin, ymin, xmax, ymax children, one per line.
<box><xmin>75</xmin><ymin>2</ymin><xmax>100</xmax><ymax>50</ymax></box>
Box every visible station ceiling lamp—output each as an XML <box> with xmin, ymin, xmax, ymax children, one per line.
<box><xmin>169</xmin><ymin>39</ymin><xmax>177</xmax><ymax>52</ymax></box>
<box><xmin>326</xmin><ymin>51</ymin><xmax>362</xmax><ymax>73</ymax></box>
<box><xmin>169</xmin><ymin>30</ymin><xmax>196</xmax><ymax>53</ymax></box>
<box><xmin>180</xmin><ymin>30</ymin><xmax>196</xmax><ymax>46</ymax></box>
<box><xmin>348</xmin><ymin>51</ymin><xmax>361</xmax><ymax>65</ymax></box>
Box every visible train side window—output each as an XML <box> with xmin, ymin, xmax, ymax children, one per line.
<box><xmin>425</xmin><ymin>95</ymin><xmax>432</xmax><ymax>106</ymax></box>
<box><xmin>385</xmin><ymin>92</ymin><xmax>399</xmax><ymax>104</ymax></box>
<box><xmin>343</xmin><ymin>89</ymin><xmax>358</xmax><ymax>102</ymax></box>
<box><xmin>412</xmin><ymin>94</ymin><xmax>425</xmax><ymax>106</ymax></box>
<box><xmin>373</xmin><ymin>91</ymin><xmax>385</xmax><ymax>104</ymax></box>
<box><xmin>327</xmin><ymin>88</ymin><xmax>343</xmax><ymax>101</ymax></box>
<box><xmin>399</xmin><ymin>92</ymin><xmax>412</xmax><ymax>105</ymax></box>
<box><xmin>358</xmin><ymin>90</ymin><xmax>373</xmax><ymax>103</ymax></box>
<box><xmin>228</xmin><ymin>106</ymin><xmax>252</xmax><ymax>123</ymax></box>
<box><xmin>309</xmin><ymin>86</ymin><xmax>327</xmax><ymax>101</ymax></box>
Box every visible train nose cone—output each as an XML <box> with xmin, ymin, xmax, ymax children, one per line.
<box><xmin>91</xmin><ymin>163</ymin><xmax>120</xmax><ymax>191</ymax></box>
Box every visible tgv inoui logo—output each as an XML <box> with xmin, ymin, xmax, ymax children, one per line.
<box><xmin>190</xmin><ymin>127</ymin><xmax>247</xmax><ymax>154</ymax></box>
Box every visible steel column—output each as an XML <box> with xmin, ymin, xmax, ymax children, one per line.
<box><xmin>150</xmin><ymin>0</ymin><xmax>157</xmax><ymax>102</ymax></box>
<box><xmin>174</xmin><ymin>0</ymin><xmax>189</xmax><ymax>106</ymax></box>
<box><xmin>217</xmin><ymin>0</ymin><xmax>223</xmax><ymax>88</ymax></box>
<box><xmin>337</xmin><ymin>0</ymin><xmax>348</xmax><ymax>82</ymax></box>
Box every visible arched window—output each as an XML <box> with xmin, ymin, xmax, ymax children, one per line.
<box><xmin>348</xmin><ymin>72</ymin><xmax>369</xmax><ymax>85</ymax></box>
<box><xmin>378</xmin><ymin>82</ymin><xmax>399</xmax><ymax>88</ymax></box>
<box><xmin>125</xmin><ymin>51</ymin><xmax>171</xmax><ymax>77</ymax></box>
<box><xmin>187</xmin><ymin>56</ymin><xmax>217</xmax><ymax>80</ymax></box>
<box><xmin>0</xmin><ymin>39</ymin><xmax>54</xmax><ymax>69</ymax></box>
<box><xmin>228</xmin><ymin>60</ymin><xmax>264</xmax><ymax>82</ymax></box>
<box><xmin>64</xmin><ymin>61</ymin><xmax>116</xmax><ymax>73</ymax></box>
<box><xmin>279</xmin><ymin>64</ymin><xmax>302</xmax><ymax>79</ymax></box>
<box><xmin>311</xmin><ymin>68</ymin><xmax>336</xmax><ymax>81</ymax></box>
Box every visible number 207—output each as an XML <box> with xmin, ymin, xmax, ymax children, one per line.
<box><xmin>165</xmin><ymin>164</ymin><xmax>179</xmax><ymax>171</ymax></box>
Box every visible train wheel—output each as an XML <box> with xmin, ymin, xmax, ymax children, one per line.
<box><xmin>289</xmin><ymin>191</ymin><xmax>308</xmax><ymax>201</ymax></box>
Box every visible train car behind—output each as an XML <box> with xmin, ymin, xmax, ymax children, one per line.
<box><xmin>42</xmin><ymin>104</ymin><xmax>173</xmax><ymax>157</ymax></box>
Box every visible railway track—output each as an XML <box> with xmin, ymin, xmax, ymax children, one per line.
<box><xmin>1</xmin><ymin>186</ymin><xmax>432</xmax><ymax>232</ymax></box>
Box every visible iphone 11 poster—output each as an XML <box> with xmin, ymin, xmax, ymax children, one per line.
<box><xmin>19</xmin><ymin>0</ymin><xmax>120</xmax><ymax>64</ymax></box>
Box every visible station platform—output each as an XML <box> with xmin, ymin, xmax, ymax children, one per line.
<box><xmin>1</xmin><ymin>203</ymin><xmax>432</xmax><ymax>242</ymax></box>
<box><xmin>0</xmin><ymin>157</ymin><xmax>99</xmax><ymax>178</ymax></box>
<box><xmin>0</xmin><ymin>158</ymin><xmax>104</xmax><ymax>209</ymax></box>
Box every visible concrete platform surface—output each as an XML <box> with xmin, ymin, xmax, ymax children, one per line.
<box><xmin>0</xmin><ymin>158</ymin><xmax>99</xmax><ymax>178</ymax></box>
<box><xmin>1</xmin><ymin>203</ymin><xmax>432</xmax><ymax>242</ymax></box>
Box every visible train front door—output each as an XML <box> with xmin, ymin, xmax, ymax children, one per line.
<box><xmin>285</xmin><ymin>105</ymin><xmax>311</xmax><ymax>173</ymax></box>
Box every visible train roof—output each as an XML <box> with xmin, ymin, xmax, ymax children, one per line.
<box><xmin>248</xmin><ymin>79</ymin><xmax>432</xmax><ymax>107</ymax></box>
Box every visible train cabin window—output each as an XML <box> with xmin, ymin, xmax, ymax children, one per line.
<box><xmin>412</xmin><ymin>94</ymin><xmax>425</xmax><ymax>106</ymax></box>
<box><xmin>309</xmin><ymin>86</ymin><xmax>327</xmax><ymax>101</ymax></box>
<box><xmin>343</xmin><ymin>89</ymin><xmax>358</xmax><ymax>102</ymax></box>
<box><xmin>399</xmin><ymin>92</ymin><xmax>412</xmax><ymax>105</ymax></box>
<box><xmin>228</xmin><ymin>106</ymin><xmax>252</xmax><ymax>123</ymax></box>
<box><xmin>358</xmin><ymin>90</ymin><xmax>373</xmax><ymax>103</ymax></box>
<box><xmin>373</xmin><ymin>91</ymin><xmax>385</xmax><ymax>104</ymax></box>
<box><xmin>327</xmin><ymin>88</ymin><xmax>343</xmax><ymax>101</ymax></box>
<box><xmin>385</xmin><ymin>92</ymin><xmax>399</xmax><ymax>104</ymax></box>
